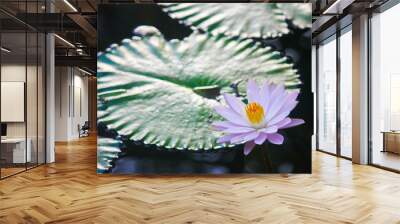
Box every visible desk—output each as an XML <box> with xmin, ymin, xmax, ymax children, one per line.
<box><xmin>1</xmin><ymin>138</ymin><xmax>31</xmax><ymax>163</ymax></box>
<box><xmin>382</xmin><ymin>131</ymin><xmax>400</xmax><ymax>154</ymax></box>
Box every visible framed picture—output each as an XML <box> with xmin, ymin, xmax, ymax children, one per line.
<box><xmin>97</xmin><ymin>3</ymin><xmax>312</xmax><ymax>174</ymax></box>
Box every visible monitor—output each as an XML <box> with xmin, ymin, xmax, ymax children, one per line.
<box><xmin>1</xmin><ymin>123</ymin><xmax>7</xmax><ymax>137</ymax></box>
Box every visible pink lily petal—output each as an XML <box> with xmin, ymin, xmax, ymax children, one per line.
<box><xmin>260</xmin><ymin>81</ymin><xmax>271</xmax><ymax>109</ymax></box>
<box><xmin>254</xmin><ymin>133</ymin><xmax>268</xmax><ymax>145</ymax></box>
<box><xmin>214</xmin><ymin>106</ymin><xmax>249</xmax><ymax>126</ymax></box>
<box><xmin>266</xmin><ymin>92</ymin><xmax>288</xmax><ymax>118</ymax></box>
<box><xmin>224</xmin><ymin>126</ymin><xmax>255</xmax><ymax>134</ymax></box>
<box><xmin>268</xmin><ymin>91</ymin><xmax>299</xmax><ymax>120</ymax></box>
<box><xmin>272</xmin><ymin>118</ymin><xmax>291</xmax><ymax>129</ymax></box>
<box><xmin>230</xmin><ymin>131</ymin><xmax>259</xmax><ymax>144</ymax></box>
<box><xmin>259</xmin><ymin>126</ymin><xmax>278</xmax><ymax>134</ymax></box>
<box><xmin>212</xmin><ymin>121</ymin><xmax>244</xmax><ymax>131</ymax></box>
<box><xmin>217</xmin><ymin>133</ymin><xmax>242</xmax><ymax>144</ymax></box>
<box><xmin>243</xmin><ymin>141</ymin><xmax>256</xmax><ymax>155</ymax></box>
<box><xmin>247</xmin><ymin>80</ymin><xmax>260</xmax><ymax>103</ymax></box>
<box><xmin>267</xmin><ymin>99</ymin><xmax>300</xmax><ymax>125</ymax></box>
<box><xmin>274</xmin><ymin>100</ymin><xmax>298</xmax><ymax>119</ymax></box>
<box><xmin>268</xmin><ymin>109</ymin><xmax>292</xmax><ymax>126</ymax></box>
<box><xmin>269</xmin><ymin>84</ymin><xmax>285</xmax><ymax>103</ymax></box>
<box><xmin>267</xmin><ymin>133</ymin><xmax>284</xmax><ymax>145</ymax></box>
<box><xmin>213</xmin><ymin>80</ymin><xmax>304</xmax><ymax>150</ymax></box>
<box><xmin>264</xmin><ymin>84</ymin><xmax>285</xmax><ymax>120</ymax></box>
<box><xmin>281</xmin><ymin>118</ymin><xmax>304</xmax><ymax>129</ymax></box>
<box><xmin>268</xmin><ymin>82</ymin><xmax>277</xmax><ymax>95</ymax></box>
<box><xmin>223</xmin><ymin>93</ymin><xmax>245</xmax><ymax>116</ymax></box>
<box><xmin>271</xmin><ymin>83</ymin><xmax>285</xmax><ymax>97</ymax></box>
<box><xmin>212</xmin><ymin>125</ymin><xmax>226</xmax><ymax>131</ymax></box>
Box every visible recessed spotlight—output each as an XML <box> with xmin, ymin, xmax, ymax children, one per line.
<box><xmin>78</xmin><ymin>67</ymin><xmax>93</xmax><ymax>76</ymax></box>
<box><xmin>54</xmin><ymin>34</ymin><xmax>75</xmax><ymax>48</ymax></box>
<box><xmin>63</xmin><ymin>0</ymin><xmax>78</xmax><ymax>12</ymax></box>
<box><xmin>1</xmin><ymin>47</ymin><xmax>11</xmax><ymax>53</ymax></box>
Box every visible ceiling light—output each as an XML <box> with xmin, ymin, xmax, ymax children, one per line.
<box><xmin>322</xmin><ymin>0</ymin><xmax>341</xmax><ymax>14</ymax></box>
<box><xmin>54</xmin><ymin>34</ymin><xmax>75</xmax><ymax>48</ymax></box>
<box><xmin>78</xmin><ymin>67</ymin><xmax>93</xmax><ymax>76</ymax></box>
<box><xmin>63</xmin><ymin>0</ymin><xmax>78</xmax><ymax>12</ymax></box>
<box><xmin>1</xmin><ymin>47</ymin><xmax>11</xmax><ymax>53</ymax></box>
<box><xmin>322</xmin><ymin>0</ymin><xmax>355</xmax><ymax>15</ymax></box>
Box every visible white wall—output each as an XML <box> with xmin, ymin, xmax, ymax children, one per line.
<box><xmin>55</xmin><ymin>67</ymin><xmax>69</xmax><ymax>141</ymax></box>
<box><xmin>71</xmin><ymin>73</ymin><xmax>89</xmax><ymax>138</ymax></box>
<box><xmin>55</xmin><ymin>67</ymin><xmax>89</xmax><ymax>141</ymax></box>
<box><xmin>1</xmin><ymin>65</ymin><xmax>26</xmax><ymax>140</ymax></box>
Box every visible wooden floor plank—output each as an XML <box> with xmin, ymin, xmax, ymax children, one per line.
<box><xmin>1</xmin><ymin>135</ymin><xmax>400</xmax><ymax>223</ymax></box>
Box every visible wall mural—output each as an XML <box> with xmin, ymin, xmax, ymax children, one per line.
<box><xmin>97</xmin><ymin>3</ymin><xmax>312</xmax><ymax>174</ymax></box>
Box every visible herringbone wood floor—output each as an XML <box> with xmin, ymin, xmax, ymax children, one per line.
<box><xmin>1</xmin><ymin>135</ymin><xmax>400</xmax><ymax>224</ymax></box>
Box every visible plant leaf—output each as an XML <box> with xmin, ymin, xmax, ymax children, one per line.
<box><xmin>97</xmin><ymin>137</ymin><xmax>121</xmax><ymax>172</ymax></box>
<box><xmin>159</xmin><ymin>3</ymin><xmax>311</xmax><ymax>38</ymax></box>
<box><xmin>276</xmin><ymin>3</ymin><xmax>312</xmax><ymax>29</ymax></box>
<box><xmin>97</xmin><ymin>26</ymin><xmax>300</xmax><ymax>151</ymax></box>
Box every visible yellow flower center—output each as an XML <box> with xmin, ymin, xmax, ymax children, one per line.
<box><xmin>245</xmin><ymin>102</ymin><xmax>265</xmax><ymax>125</ymax></box>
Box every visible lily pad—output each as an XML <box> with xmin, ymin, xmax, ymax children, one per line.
<box><xmin>159</xmin><ymin>3</ymin><xmax>311</xmax><ymax>39</ymax></box>
<box><xmin>97</xmin><ymin>26</ymin><xmax>300</xmax><ymax>151</ymax></box>
<box><xmin>276</xmin><ymin>3</ymin><xmax>312</xmax><ymax>29</ymax></box>
<box><xmin>97</xmin><ymin>137</ymin><xmax>121</xmax><ymax>172</ymax></box>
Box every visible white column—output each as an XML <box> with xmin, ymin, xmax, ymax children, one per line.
<box><xmin>46</xmin><ymin>1</ymin><xmax>55</xmax><ymax>163</ymax></box>
<box><xmin>46</xmin><ymin>33</ymin><xmax>55</xmax><ymax>163</ymax></box>
<box><xmin>352</xmin><ymin>14</ymin><xmax>369</xmax><ymax>164</ymax></box>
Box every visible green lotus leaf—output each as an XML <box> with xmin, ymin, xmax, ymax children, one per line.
<box><xmin>276</xmin><ymin>3</ymin><xmax>312</xmax><ymax>29</ymax></box>
<box><xmin>159</xmin><ymin>3</ymin><xmax>311</xmax><ymax>38</ymax></box>
<box><xmin>97</xmin><ymin>137</ymin><xmax>121</xmax><ymax>172</ymax></box>
<box><xmin>97</xmin><ymin>26</ymin><xmax>300</xmax><ymax>151</ymax></box>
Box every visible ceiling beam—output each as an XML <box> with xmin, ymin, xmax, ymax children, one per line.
<box><xmin>67</xmin><ymin>13</ymin><xmax>97</xmax><ymax>45</ymax></box>
<box><xmin>55</xmin><ymin>55</ymin><xmax>96</xmax><ymax>71</ymax></box>
<box><xmin>52</xmin><ymin>0</ymin><xmax>97</xmax><ymax>47</ymax></box>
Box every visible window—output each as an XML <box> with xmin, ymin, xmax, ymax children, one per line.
<box><xmin>339</xmin><ymin>28</ymin><xmax>352</xmax><ymax>158</ymax></box>
<box><xmin>370</xmin><ymin>3</ymin><xmax>400</xmax><ymax>171</ymax></box>
<box><xmin>317</xmin><ymin>36</ymin><xmax>337</xmax><ymax>154</ymax></box>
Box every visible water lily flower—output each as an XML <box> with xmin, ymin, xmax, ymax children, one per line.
<box><xmin>212</xmin><ymin>80</ymin><xmax>304</xmax><ymax>155</ymax></box>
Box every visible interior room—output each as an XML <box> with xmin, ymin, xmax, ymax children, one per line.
<box><xmin>0</xmin><ymin>15</ymin><xmax>46</xmax><ymax>178</ymax></box>
<box><xmin>370</xmin><ymin>3</ymin><xmax>400</xmax><ymax>171</ymax></box>
<box><xmin>1</xmin><ymin>0</ymin><xmax>400</xmax><ymax>223</ymax></box>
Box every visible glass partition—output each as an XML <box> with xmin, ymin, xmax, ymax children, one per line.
<box><xmin>27</xmin><ymin>30</ymin><xmax>38</xmax><ymax>169</ymax></box>
<box><xmin>1</xmin><ymin>31</ymin><xmax>27</xmax><ymax>177</ymax></box>
<box><xmin>0</xmin><ymin>1</ymin><xmax>46</xmax><ymax>179</ymax></box>
<box><xmin>317</xmin><ymin>36</ymin><xmax>337</xmax><ymax>154</ymax></box>
<box><xmin>339</xmin><ymin>28</ymin><xmax>352</xmax><ymax>158</ymax></box>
